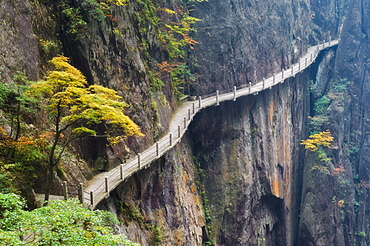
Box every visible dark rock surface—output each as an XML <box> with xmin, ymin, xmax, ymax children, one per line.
<box><xmin>3</xmin><ymin>0</ymin><xmax>369</xmax><ymax>245</ymax></box>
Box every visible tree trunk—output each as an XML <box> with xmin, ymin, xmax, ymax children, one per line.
<box><xmin>44</xmin><ymin>163</ymin><xmax>54</xmax><ymax>204</ymax></box>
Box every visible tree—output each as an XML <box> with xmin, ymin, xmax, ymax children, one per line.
<box><xmin>301</xmin><ymin>130</ymin><xmax>334</xmax><ymax>152</ymax></box>
<box><xmin>0</xmin><ymin>193</ymin><xmax>139</xmax><ymax>245</ymax></box>
<box><xmin>28</xmin><ymin>55</ymin><xmax>144</xmax><ymax>201</ymax></box>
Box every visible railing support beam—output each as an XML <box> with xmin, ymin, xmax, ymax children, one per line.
<box><xmin>105</xmin><ymin>176</ymin><xmax>109</xmax><ymax>193</ymax></box>
<box><xmin>90</xmin><ymin>191</ymin><xmax>94</xmax><ymax>206</ymax></box>
<box><xmin>63</xmin><ymin>181</ymin><xmax>68</xmax><ymax>200</ymax></box>
<box><xmin>156</xmin><ymin>142</ymin><xmax>159</xmax><ymax>156</ymax></box>
<box><xmin>138</xmin><ymin>153</ymin><xmax>141</xmax><ymax>169</ymax></box>
<box><xmin>120</xmin><ymin>164</ymin><xmax>124</xmax><ymax>179</ymax></box>
<box><xmin>216</xmin><ymin>90</ymin><xmax>219</xmax><ymax>106</ymax></box>
<box><xmin>79</xmin><ymin>183</ymin><xmax>84</xmax><ymax>204</ymax></box>
<box><xmin>233</xmin><ymin>86</ymin><xmax>237</xmax><ymax>101</ymax></box>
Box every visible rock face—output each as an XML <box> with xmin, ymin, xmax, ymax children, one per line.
<box><xmin>189</xmin><ymin>74</ymin><xmax>310</xmax><ymax>245</ymax></box>
<box><xmin>3</xmin><ymin>0</ymin><xmax>370</xmax><ymax>245</ymax></box>
<box><xmin>298</xmin><ymin>1</ymin><xmax>370</xmax><ymax>245</ymax></box>
<box><xmin>190</xmin><ymin>0</ymin><xmax>345</xmax><ymax>96</ymax></box>
<box><xmin>98</xmin><ymin>138</ymin><xmax>205</xmax><ymax>245</ymax></box>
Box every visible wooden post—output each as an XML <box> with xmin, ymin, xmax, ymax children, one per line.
<box><xmin>291</xmin><ymin>66</ymin><xmax>294</xmax><ymax>76</ymax></box>
<box><xmin>169</xmin><ymin>133</ymin><xmax>172</xmax><ymax>146</ymax></box>
<box><xmin>178</xmin><ymin>125</ymin><xmax>181</xmax><ymax>138</ymax></box>
<box><xmin>192</xmin><ymin>102</ymin><xmax>195</xmax><ymax>114</ymax></box>
<box><xmin>120</xmin><ymin>164</ymin><xmax>124</xmax><ymax>179</ymax></box>
<box><xmin>329</xmin><ymin>36</ymin><xmax>331</xmax><ymax>46</ymax></box>
<box><xmin>188</xmin><ymin>108</ymin><xmax>191</xmax><ymax>120</ymax></box>
<box><xmin>263</xmin><ymin>78</ymin><xmax>265</xmax><ymax>89</ymax></box>
<box><xmin>216</xmin><ymin>90</ymin><xmax>219</xmax><ymax>106</ymax></box>
<box><xmin>156</xmin><ymin>142</ymin><xmax>159</xmax><ymax>156</ymax></box>
<box><xmin>138</xmin><ymin>153</ymin><xmax>141</xmax><ymax>169</ymax></box>
<box><xmin>273</xmin><ymin>73</ymin><xmax>275</xmax><ymax>85</ymax></box>
<box><xmin>282</xmin><ymin>69</ymin><xmax>284</xmax><ymax>80</ymax></box>
<box><xmin>298</xmin><ymin>61</ymin><xmax>301</xmax><ymax>71</ymax></box>
<box><xmin>233</xmin><ymin>86</ymin><xmax>236</xmax><ymax>101</ymax></box>
<box><xmin>305</xmin><ymin>57</ymin><xmax>307</xmax><ymax>67</ymax></box>
<box><xmin>199</xmin><ymin>96</ymin><xmax>202</xmax><ymax>108</ymax></box>
<box><xmin>310</xmin><ymin>53</ymin><xmax>313</xmax><ymax>62</ymax></box>
<box><xmin>90</xmin><ymin>191</ymin><xmax>94</xmax><ymax>206</ymax></box>
<box><xmin>79</xmin><ymin>183</ymin><xmax>84</xmax><ymax>204</ymax></box>
<box><xmin>105</xmin><ymin>176</ymin><xmax>109</xmax><ymax>193</ymax></box>
<box><xmin>184</xmin><ymin>116</ymin><xmax>186</xmax><ymax>129</ymax></box>
<box><xmin>63</xmin><ymin>181</ymin><xmax>68</xmax><ymax>200</ymax></box>
<box><xmin>249</xmin><ymin>82</ymin><xmax>252</xmax><ymax>94</ymax></box>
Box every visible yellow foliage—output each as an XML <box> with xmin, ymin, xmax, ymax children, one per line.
<box><xmin>28</xmin><ymin>55</ymin><xmax>144</xmax><ymax>139</ymax></box>
<box><xmin>159</xmin><ymin>8</ymin><xmax>177</xmax><ymax>15</ymax></box>
<box><xmin>338</xmin><ymin>200</ymin><xmax>345</xmax><ymax>207</ymax></box>
<box><xmin>108</xmin><ymin>0</ymin><xmax>127</xmax><ymax>6</ymax></box>
<box><xmin>301</xmin><ymin>130</ymin><xmax>334</xmax><ymax>151</ymax></box>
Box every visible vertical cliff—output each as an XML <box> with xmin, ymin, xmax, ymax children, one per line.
<box><xmin>299</xmin><ymin>0</ymin><xmax>370</xmax><ymax>245</ymax></box>
<box><xmin>3</xmin><ymin>0</ymin><xmax>368</xmax><ymax>245</ymax></box>
<box><xmin>189</xmin><ymin>73</ymin><xmax>311</xmax><ymax>245</ymax></box>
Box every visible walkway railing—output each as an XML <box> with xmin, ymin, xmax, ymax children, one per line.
<box><xmin>75</xmin><ymin>38</ymin><xmax>339</xmax><ymax>209</ymax></box>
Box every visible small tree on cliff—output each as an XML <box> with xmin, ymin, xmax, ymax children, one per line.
<box><xmin>301</xmin><ymin>130</ymin><xmax>334</xmax><ymax>163</ymax></box>
<box><xmin>28</xmin><ymin>55</ymin><xmax>144</xmax><ymax>202</ymax></box>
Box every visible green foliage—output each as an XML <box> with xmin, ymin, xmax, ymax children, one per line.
<box><xmin>129</xmin><ymin>0</ymin><xmax>200</xmax><ymax>95</ymax></box>
<box><xmin>59</xmin><ymin>1</ymin><xmax>87</xmax><ymax>35</ymax></box>
<box><xmin>355</xmin><ymin>231</ymin><xmax>367</xmax><ymax>237</ymax></box>
<box><xmin>59</xmin><ymin>0</ymin><xmax>128</xmax><ymax>35</ymax></box>
<box><xmin>39</xmin><ymin>39</ymin><xmax>61</xmax><ymax>56</ymax></box>
<box><xmin>309</xmin><ymin>78</ymin><xmax>353</xmax><ymax>133</ymax></box>
<box><xmin>0</xmin><ymin>195</ymin><xmax>138</xmax><ymax>245</ymax></box>
<box><xmin>119</xmin><ymin>202</ymin><xmax>162</xmax><ymax>245</ymax></box>
<box><xmin>314</xmin><ymin>95</ymin><xmax>331</xmax><ymax>115</ymax></box>
<box><xmin>0</xmin><ymin>193</ymin><xmax>26</xmax><ymax>230</ymax></box>
<box><xmin>81</xmin><ymin>0</ymin><xmax>106</xmax><ymax>21</ymax></box>
<box><xmin>332</xmin><ymin>78</ymin><xmax>353</xmax><ymax>93</ymax></box>
<box><xmin>349</xmin><ymin>142</ymin><xmax>359</xmax><ymax>155</ymax></box>
<box><xmin>0</xmin><ymin>73</ymin><xmax>42</xmax><ymax>193</ymax></box>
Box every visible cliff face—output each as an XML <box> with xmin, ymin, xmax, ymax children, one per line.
<box><xmin>103</xmin><ymin>1</ymin><xmax>348</xmax><ymax>245</ymax></box>
<box><xmin>2</xmin><ymin>0</ymin><xmax>367</xmax><ymax>245</ymax></box>
<box><xmin>298</xmin><ymin>1</ymin><xmax>370</xmax><ymax>245</ymax></box>
<box><xmin>190</xmin><ymin>0</ymin><xmax>345</xmax><ymax>95</ymax></box>
<box><xmin>189</xmin><ymin>74</ymin><xmax>310</xmax><ymax>245</ymax></box>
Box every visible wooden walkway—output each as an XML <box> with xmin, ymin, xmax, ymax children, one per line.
<box><xmin>80</xmin><ymin>39</ymin><xmax>339</xmax><ymax>209</ymax></box>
